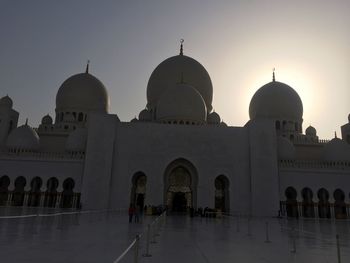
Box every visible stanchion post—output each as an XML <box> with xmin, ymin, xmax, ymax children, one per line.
<box><xmin>265</xmin><ymin>221</ymin><xmax>271</xmax><ymax>243</ymax></box>
<box><xmin>143</xmin><ymin>224</ymin><xmax>152</xmax><ymax>257</ymax></box>
<box><xmin>247</xmin><ymin>216</ymin><xmax>251</xmax><ymax>236</ymax></box>
<box><xmin>291</xmin><ymin>227</ymin><xmax>296</xmax><ymax>253</ymax></box>
<box><xmin>336</xmin><ymin>234</ymin><xmax>341</xmax><ymax>263</ymax></box>
<box><xmin>151</xmin><ymin>222</ymin><xmax>157</xmax><ymax>244</ymax></box>
<box><xmin>134</xmin><ymin>235</ymin><xmax>140</xmax><ymax>263</ymax></box>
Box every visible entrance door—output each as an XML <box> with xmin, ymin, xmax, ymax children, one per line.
<box><xmin>172</xmin><ymin>192</ymin><xmax>187</xmax><ymax>212</ymax></box>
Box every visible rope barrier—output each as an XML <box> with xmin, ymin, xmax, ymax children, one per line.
<box><xmin>0</xmin><ymin>208</ymin><xmax>126</xmax><ymax>219</ymax></box>
<box><xmin>112</xmin><ymin>211</ymin><xmax>167</xmax><ymax>263</ymax></box>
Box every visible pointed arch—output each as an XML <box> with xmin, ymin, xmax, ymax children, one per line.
<box><xmin>163</xmin><ymin>158</ymin><xmax>198</xmax><ymax>211</ymax></box>
<box><xmin>214</xmin><ymin>175</ymin><xmax>230</xmax><ymax>213</ymax></box>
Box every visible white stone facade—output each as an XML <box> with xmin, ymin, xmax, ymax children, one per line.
<box><xmin>0</xmin><ymin>48</ymin><xmax>350</xmax><ymax>218</ymax></box>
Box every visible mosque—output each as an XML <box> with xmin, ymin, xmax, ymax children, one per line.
<box><xmin>1</xmin><ymin>42</ymin><xmax>350</xmax><ymax>218</ymax></box>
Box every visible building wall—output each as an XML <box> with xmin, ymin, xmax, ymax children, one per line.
<box><xmin>104</xmin><ymin>120</ymin><xmax>252</xmax><ymax>214</ymax></box>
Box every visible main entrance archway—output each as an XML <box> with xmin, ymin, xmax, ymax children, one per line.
<box><xmin>163</xmin><ymin>158</ymin><xmax>198</xmax><ymax>212</ymax></box>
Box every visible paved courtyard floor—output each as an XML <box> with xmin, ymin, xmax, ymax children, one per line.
<box><xmin>1</xmin><ymin>208</ymin><xmax>350</xmax><ymax>262</ymax></box>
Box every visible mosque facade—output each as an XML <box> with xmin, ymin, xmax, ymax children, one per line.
<box><xmin>1</xmin><ymin>45</ymin><xmax>350</xmax><ymax>218</ymax></box>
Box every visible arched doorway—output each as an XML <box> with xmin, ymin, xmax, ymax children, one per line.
<box><xmin>61</xmin><ymin>178</ymin><xmax>75</xmax><ymax>208</ymax></box>
<box><xmin>45</xmin><ymin>177</ymin><xmax>58</xmax><ymax>208</ymax></box>
<box><xmin>318</xmin><ymin>188</ymin><xmax>331</xmax><ymax>218</ymax></box>
<box><xmin>302</xmin><ymin>187</ymin><xmax>315</xmax><ymax>218</ymax></box>
<box><xmin>164</xmin><ymin>158</ymin><xmax>198</xmax><ymax>212</ymax></box>
<box><xmin>285</xmin><ymin>187</ymin><xmax>298</xmax><ymax>218</ymax></box>
<box><xmin>130</xmin><ymin>172</ymin><xmax>147</xmax><ymax>210</ymax></box>
<box><xmin>28</xmin><ymin>177</ymin><xmax>42</xmax><ymax>207</ymax></box>
<box><xmin>0</xmin><ymin>176</ymin><xmax>10</xmax><ymax>205</ymax></box>
<box><xmin>334</xmin><ymin>189</ymin><xmax>347</xmax><ymax>219</ymax></box>
<box><xmin>13</xmin><ymin>177</ymin><xmax>26</xmax><ymax>206</ymax></box>
<box><xmin>214</xmin><ymin>175</ymin><xmax>230</xmax><ymax>213</ymax></box>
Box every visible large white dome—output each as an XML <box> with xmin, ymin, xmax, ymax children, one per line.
<box><xmin>249</xmin><ymin>81</ymin><xmax>303</xmax><ymax>121</ymax></box>
<box><xmin>156</xmin><ymin>83</ymin><xmax>207</xmax><ymax>123</ymax></box>
<box><xmin>56</xmin><ymin>72</ymin><xmax>109</xmax><ymax>113</ymax></box>
<box><xmin>147</xmin><ymin>54</ymin><xmax>213</xmax><ymax>112</ymax></box>
<box><xmin>7</xmin><ymin>123</ymin><xmax>40</xmax><ymax>151</ymax></box>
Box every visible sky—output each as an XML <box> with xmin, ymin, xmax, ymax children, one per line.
<box><xmin>0</xmin><ymin>0</ymin><xmax>350</xmax><ymax>139</ymax></box>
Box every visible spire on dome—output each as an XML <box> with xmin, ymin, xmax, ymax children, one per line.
<box><xmin>180</xmin><ymin>39</ymin><xmax>184</xmax><ymax>55</ymax></box>
<box><xmin>335</xmin><ymin>131</ymin><xmax>337</xmax><ymax>138</ymax></box>
<box><xmin>25</xmin><ymin>118</ymin><xmax>28</xmax><ymax>126</ymax></box>
<box><xmin>272</xmin><ymin>68</ymin><xmax>276</xmax><ymax>82</ymax></box>
<box><xmin>85</xmin><ymin>60</ymin><xmax>90</xmax><ymax>74</ymax></box>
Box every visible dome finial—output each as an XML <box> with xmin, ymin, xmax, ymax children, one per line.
<box><xmin>335</xmin><ymin>131</ymin><xmax>337</xmax><ymax>138</ymax></box>
<box><xmin>85</xmin><ymin>60</ymin><xmax>90</xmax><ymax>74</ymax></box>
<box><xmin>180</xmin><ymin>39</ymin><xmax>184</xmax><ymax>55</ymax></box>
<box><xmin>25</xmin><ymin>118</ymin><xmax>28</xmax><ymax>126</ymax></box>
<box><xmin>272</xmin><ymin>67</ymin><xmax>276</xmax><ymax>82</ymax></box>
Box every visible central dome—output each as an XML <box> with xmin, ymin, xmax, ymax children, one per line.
<box><xmin>156</xmin><ymin>83</ymin><xmax>207</xmax><ymax>123</ymax></box>
<box><xmin>147</xmin><ymin>54</ymin><xmax>213</xmax><ymax>112</ymax></box>
<box><xmin>249</xmin><ymin>81</ymin><xmax>303</xmax><ymax>121</ymax></box>
<box><xmin>56</xmin><ymin>72</ymin><xmax>109</xmax><ymax>113</ymax></box>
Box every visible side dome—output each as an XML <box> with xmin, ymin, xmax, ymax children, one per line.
<box><xmin>305</xmin><ymin>125</ymin><xmax>316</xmax><ymax>136</ymax></box>
<box><xmin>277</xmin><ymin>136</ymin><xmax>295</xmax><ymax>159</ymax></box>
<box><xmin>156</xmin><ymin>83</ymin><xmax>207</xmax><ymax>123</ymax></box>
<box><xmin>147</xmin><ymin>54</ymin><xmax>213</xmax><ymax>112</ymax></box>
<box><xmin>56</xmin><ymin>72</ymin><xmax>109</xmax><ymax>113</ymax></box>
<box><xmin>41</xmin><ymin>114</ymin><xmax>53</xmax><ymax>125</ymax></box>
<box><xmin>0</xmin><ymin>95</ymin><xmax>13</xmax><ymax>109</ymax></box>
<box><xmin>207</xmin><ymin>112</ymin><xmax>221</xmax><ymax>125</ymax></box>
<box><xmin>65</xmin><ymin>128</ymin><xmax>88</xmax><ymax>152</ymax></box>
<box><xmin>323</xmin><ymin>137</ymin><xmax>350</xmax><ymax>162</ymax></box>
<box><xmin>139</xmin><ymin>109</ymin><xmax>152</xmax><ymax>121</ymax></box>
<box><xmin>249</xmin><ymin>81</ymin><xmax>303</xmax><ymax>121</ymax></box>
<box><xmin>7</xmin><ymin>122</ymin><xmax>40</xmax><ymax>151</ymax></box>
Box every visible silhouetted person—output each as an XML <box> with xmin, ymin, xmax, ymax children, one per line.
<box><xmin>128</xmin><ymin>204</ymin><xmax>135</xmax><ymax>223</ymax></box>
<box><xmin>134</xmin><ymin>205</ymin><xmax>140</xmax><ymax>223</ymax></box>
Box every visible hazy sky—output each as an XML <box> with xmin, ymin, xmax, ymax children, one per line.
<box><xmin>1</xmin><ymin>0</ymin><xmax>350</xmax><ymax>139</ymax></box>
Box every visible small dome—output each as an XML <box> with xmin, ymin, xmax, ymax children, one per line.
<box><xmin>249</xmin><ymin>81</ymin><xmax>303</xmax><ymax>121</ymax></box>
<box><xmin>7</xmin><ymin>122</ymin><xmax>40</xmax><ymax>151</ymax></box>
<box><xmin>305</xmin><ymin>125</ymin><xmax>316</xmax><ymax>136</ymax></box>
<box><xmin>220</xmin><ymin>121</ymin><xmax>228</xmax><ymax>127</ymax></box>
<box><xmin>277</xmin><ymin>136</ymin><xmax>295</xmax><ymax>159</ymax></box>
<box><xmin>147</xmin><ymin>54</ymin><xmax>213</xmax><ymax>112</ymax></box>
<box><xmin>207</xmin><ymin>112</ymin><xmax>221</xmax><ymax>124</ymax></box>
<box><xmin>41</xmin><ymin>114</ymin><xmax>53</xmax><ymax>125</ymax></box>
<box><xmin>56</xmin><ymin>72</ymin><xmax>109</xmax><ymax>113</ymax></box>
<box><xmin>131</xmin><ymin>117</ymin><xmax>138</xmax><ymax>123</ymax></box>
<box><xmin>65</xmin><ymin>128</ymin><xmax>88</xmax><ymax>152</ymax></box>
<box><xmin>156</xmin><ymin>83</ymin><xmax>207</xmax><ymax>123</ymax></box>
<box><xmin>139</xmin><ymin>109</ymin><xmax>152</xmax><ymax>121</ymax></box>
<box><xmin>323</xmin><ymin>137</ymin><xmax>350</xmax><ymax>162</ymax></box>
<box><xmin>0</xmin><ymin>95</ymin><xmax>13</xmax><ymax>109</ymax></box>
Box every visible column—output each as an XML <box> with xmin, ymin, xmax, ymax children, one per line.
<box><xmin>6</xmin><ymin>192</ymin><xmax>13</xmax><ymax>206</ymax></box>
<box><xmin>23</xmin><ymin>192</ymin><xmax>30</xmax><ymax>206</ymax></box>
<box><xmin>315</xmin><ymin>203</ymin><xmax>319</xmax><ymax>219</ymax></box>
<box><xmin>72</xmin><ymin>193</ymin><xmax>79</xmax><ymax>209</ymax></box>
<box><xmin>55</xmin><ymin>193</ymin><xmax>62</xmax><ymax>208</ymax></box>
<box><xmin>39</xmin><ymin>193</ymin><xmax>46</xmax><ymax>207</ymax></box>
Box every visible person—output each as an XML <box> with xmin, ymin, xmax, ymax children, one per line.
<box><xmin>134</xmin><ymin>205</ymin><xmax>140</xmax><ymax>223</ymax></box>
<box><xmin>128</xmin><ymin>204</ymin><xmax>135</xmax><ymax>223</ymax></box>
